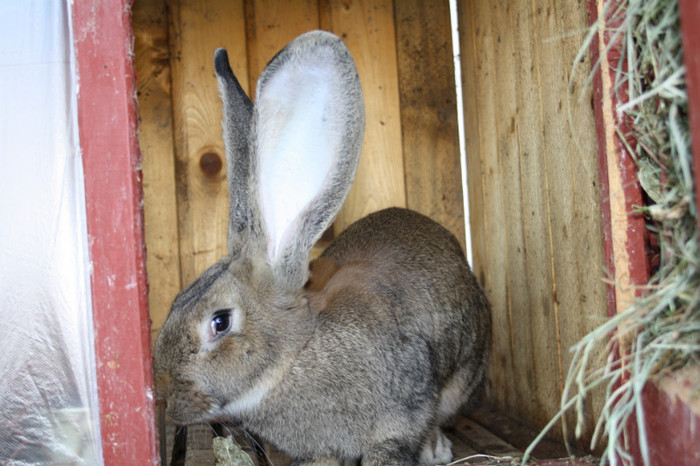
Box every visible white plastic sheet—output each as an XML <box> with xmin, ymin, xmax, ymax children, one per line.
<box><xmin>0</xmin><ymin>0</ymin><xmax>101</xmax><ymax>463</ymax></box>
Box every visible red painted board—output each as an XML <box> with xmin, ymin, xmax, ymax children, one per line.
<box><xmin>587</xmin><ymin>3</ymin><xmax>618</xmax><ymax>320</ymax></box>
<box><xmin>72</xmin><ymin>0</ymin><xmax>159</xmax><ymax>464</ymax></box>
<box><xmin>626</xmin><ymin>381</ymin><xmax>700</xmax><ymax>466</ymax></box>
<box><xmin>586</xmin><ymin>0</ymin><xmax>649</xmax><ymax>319</ymax></box>
<box><xmin>679</xmin><ymin>0</ymin><xmax>700</xmax><ymax>240</ymax></box>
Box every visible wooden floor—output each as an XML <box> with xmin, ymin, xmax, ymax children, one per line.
<box><xmin>162</xmin><ymin>406</ymin><xmax>597</xmax><ymax>465</ymax></box>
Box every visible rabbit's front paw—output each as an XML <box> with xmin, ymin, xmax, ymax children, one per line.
<box><xmin>420</xmin><ymin>428</ymin><xmax>453</xmax><ymax>465</ymax></box>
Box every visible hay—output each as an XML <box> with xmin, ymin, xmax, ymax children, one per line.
<box><xmin>526</xmin><ymin>0</ymin><xmax>698</xmax><ymax>464</ymax></box>
<box><xmin>213</xmin><ymin>435</ymin><xmax>255</xmax><ymax>466</ymax></box>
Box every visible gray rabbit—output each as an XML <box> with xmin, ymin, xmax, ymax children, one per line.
<box><xmin>154</xmin><ymin>31</ymin><xmax>491</xmax><ymax>466</ymax></box>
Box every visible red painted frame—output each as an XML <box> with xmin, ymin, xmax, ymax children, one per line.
<box><xmin>587</xmin><ymin>0</ymin><xmax>649</xmax><ymax>319</ymax></box>
<box><xmin>72</xmin><ymin>0</ymin><xmax>159</xmax><ymax>463</ymax></box>
<box><xmin>587</xmin><ymin>0</ymin><xmax>700</xmax><ymax>464</ymax></box>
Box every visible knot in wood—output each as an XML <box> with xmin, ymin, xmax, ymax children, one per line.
<box><xmin>199</xmin><ymin>152</ymin><xmax>223</xmax><ymax>178</ymax></box>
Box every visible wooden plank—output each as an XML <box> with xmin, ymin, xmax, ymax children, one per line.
<box><xmin>527</xmin><ymin>0</ymin><xmax>571</xmax><ymax>426</ymax></box>
<box><xmin>586</xmin><ymin>7</ymin><xmax>650</xmax><ymax>452</ymax></box>
<box><xmin>458</xmin><ymin>0</ymin><xmax>516</xmax><ymax>411</ymax></box>
<box><xmin>490</xmin><ymin>0</ymin><xmax>541</xmax><ymax>425</ymax></box>
<box><xmin>523</xmin><ymin>0</ymin><xmax>607</xmax><ymax>432</ymax></box>
<box><xmin>460</xmin><ymin>0</ymin><xmax>607</xmax><ymax>443</ymax></box>
<box><xmin>168</xmin><ymin>0</ymin><xmax>248</xmax><ymax>285</ymax></box>
<box><xmin>133</xmin><ymin>0</ymin><xmax>182</xmax><ymax>344</ymax></box>
<box><xmin>588</xmin><ymin>0</ymin><xmax>648</xmax><ymax>317</ymax></box>
<box><xmin>467</xmin><ymin>406</ymin><xmax>580</xmax><ymax>461</ymax></box>
<box><xmin>72</xmin><ymin>0</ymin><xmax>158</xmax><ymax>462</ymax></box>
<box><xmin>244</xmin><ymin>0</ymin><xmax>320</xmax><ymax>95</ymax></box>
<box><xmin>626</xmin><ymin>372</ymin><xmax>700</xmax><ymax>466</ymax></box>
<box><xmin>325</xmin><ymin>0</ymin><xmax>406</xmax><ymax>231</ymax></box>
<box><xmin>393</xmin><ymin>0</ymin><xmax>466</xmax><ymax>251</ymax></box>
<box><xmin>451</xmin><ymin>417</ymin><xmax>522</xmax><ymax>458</ymax></box>
<box><xmin>552</xmin><ymin>0</ymin><xmax>609</xmax><ymax>441</ymax></box>
<box><xmin>499</xmin><ymin>0</ymin><xmax>560</xmax><ymax>429</ymax></box>
<box><xmin>458</xmin><ymin>1</ymin><xmax>488</xmax><ymax>288</ymax></box>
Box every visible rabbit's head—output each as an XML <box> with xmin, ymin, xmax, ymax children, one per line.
<box><xmin>154</xmin><ymin>31</ymin><xmax>364</xmax><ymax>424</ymax></box>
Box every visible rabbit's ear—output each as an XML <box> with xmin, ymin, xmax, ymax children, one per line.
<box><xmin>253</xmin><ymin>31</ymin><xmax>364</xmax><ymax>289</ymax></box>
<box><xmin>215</xmin><ymin>49</ymin><xmax>259</xmax><ymax>256</ymax></box>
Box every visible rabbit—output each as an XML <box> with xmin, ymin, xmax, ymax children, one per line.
<box><xmin>154</xmin><ymin>30</ymin><xmax>491</xmax><ymax>466</ymax></box>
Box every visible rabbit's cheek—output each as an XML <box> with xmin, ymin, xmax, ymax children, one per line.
<box><xmin>166</xmin><ymin>377</ymin><xmax>217</xmax><ymax>424</ymax></box>
<box><xmin>222</xmin><ymin>363</ymin><xmax>286</xmax><ymax>417</ymax></box>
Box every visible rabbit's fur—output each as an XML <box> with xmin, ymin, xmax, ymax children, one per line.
<box><xmin>154</xmin><ymin>31</ymin><xmax>491</xmax><ymax>466</ymax></box>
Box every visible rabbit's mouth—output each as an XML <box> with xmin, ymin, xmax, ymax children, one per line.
<box><xmin>157</xmin><ymin>376</ymin><xmax>218</xmax><ymax>425</ymax></box>
<box><xmin>165</xmin><ymin>395</ymin><xmax>217</xmax><ymax>425</ymax></box>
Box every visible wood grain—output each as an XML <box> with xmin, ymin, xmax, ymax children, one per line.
<box><xmin>133</xmin><ymin>0</ymin><xmax>181</xmax><ymax>344</ymax></box>
<box><xmin>244</xmin><ymin>0</ymin><xmax>320</xmax><ymax>94</ymax></box>
<box><xmin>459</xmin><ymin>0</ymin><xmax>488</xmax><ymax>289</ymax></box>
<box><xmin>451</xmin><ymin>417</ymin><xmax>522</xmax><ymax>458</ymax></box>
<box><xmin>551</xmin><ymin>0</ymin><xmax>608</xmax><ymax>437</ymax></box>
<box><xmin>459</xmin><ymin>0</ymin><xmax>607</xmax><ymax>443</ymax></box>
<box><xmin>325</xmin><ymin>0</ymin><xmax>407</xmax><ymax>232</ymax></box>
<box><xmin>493</xmin><ymin>0</ymin><xmax>543</xmax><ymax>423</ymax></box>
<box><xmin>394</xmin><ymin>0</ymin><xmax>466</xmax><ymax>251</ymax></box>
<box><xmin>510</xmin><ymin>0</ymin><xmax>563</xmax><ymax>428</ymax></box>
<box><xmin>459</xmin><ymin>0</ymin><xmax>516</xmax><ymax>412</ymax></box>
<box><xmin>168</xmin><ymin>0</ymin><xmax>249</xmax><ymax>286</ymax></box>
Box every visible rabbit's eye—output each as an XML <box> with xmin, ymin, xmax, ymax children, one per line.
<box><xmin>210</xmin><ymin>310</ymin><xmax>232</xmax><ymax>337</ymax></box>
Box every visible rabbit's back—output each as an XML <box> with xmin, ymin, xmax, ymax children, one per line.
<box><xmin>312</xmin><ymin>207</ymin><xmax>490</xmax><ymax>404</ymax></box>
<box><xmin>322</xmin><ymin>207</ymin><xmax>467</xmax><ymax>271</ymax></box>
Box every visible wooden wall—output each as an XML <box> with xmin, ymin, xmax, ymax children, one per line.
<box><xmin>458</xmin><ymin>0</ymin><xmax>608</xmax><ymax>443</ymax></box>
<box><xmin>133</xmin><ymin>0</ymin><xmax>464</xmax><ymax>344</ymax></box>
<box><xmin>134</xmin><ymin>0</ymin><xmax>608</xmax><ymax>446</ymax></box>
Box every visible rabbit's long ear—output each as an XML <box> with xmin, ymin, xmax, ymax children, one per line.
<box><xmin>253</xmin><ymin>31</ymin><xmax>364</xmax><ymax>289</ymax></box>
<box><xmin>214</xmin><ymin>49</ymin><xmax>258</xmax><ymax>256</ymax></box>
